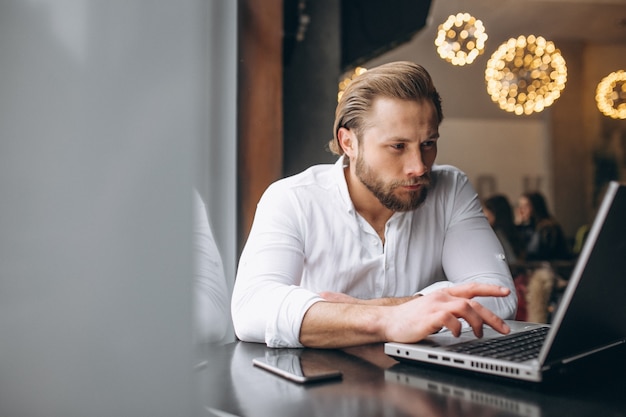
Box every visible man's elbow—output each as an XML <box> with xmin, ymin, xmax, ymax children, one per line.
<box><xmin>231</xmin><ymin>304</ymin><xmax>266</xmax><ymax>344</ymax></box>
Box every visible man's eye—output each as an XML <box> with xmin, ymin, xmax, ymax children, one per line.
<box><xmin>422</xmin><ymin>141</ymin><xmax>436</xmax><ymax>149</ymax></box>
<box><xmin>391</xmin><ymin>143</ymin><xmax>405</xmax><ymax>150</ymax></box>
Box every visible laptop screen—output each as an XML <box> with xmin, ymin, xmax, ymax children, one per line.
<box><xmin>543</xmin><ymin>181</ymin><xmax>626</xmax><ymax>364</ymax></box>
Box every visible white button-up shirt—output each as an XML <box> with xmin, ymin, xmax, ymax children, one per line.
<box><xmin>232</xmin><ymin>157</ymin><xmax>517</xmax><ymax>347</ymax></box>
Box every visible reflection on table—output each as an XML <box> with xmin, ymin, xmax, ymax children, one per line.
<box><xmin>195</xmin><ymin>341</ymin><xmax>626</xmax><ymax>417</ymax></box>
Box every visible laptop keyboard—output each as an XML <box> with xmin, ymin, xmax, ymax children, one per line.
<box><xmin>446</xmin><ymin>326</ymin><xmax>549</xmax><ymax>362</ymax></box>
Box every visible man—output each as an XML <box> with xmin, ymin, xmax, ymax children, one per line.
<box><xmin>232</xmin><ymin>61</ymin><xmax>517</xmax><ymax>348</ymax></box>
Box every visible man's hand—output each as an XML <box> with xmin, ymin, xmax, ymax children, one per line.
<box><xmin>381</xmin><ymin>282</ymin><xmax>511</xmax><ymax>343</ymax></box>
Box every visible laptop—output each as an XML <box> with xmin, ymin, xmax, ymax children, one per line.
<box><xmin>385</xmin><ymin>181</ymin><xmax>626</xmax><ymax>382</ymax></box>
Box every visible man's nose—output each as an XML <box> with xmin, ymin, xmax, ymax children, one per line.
<box><xmin>406</xmin><ymin>151</ymin><xmax>428</xmax><ymax>177</ymax></box>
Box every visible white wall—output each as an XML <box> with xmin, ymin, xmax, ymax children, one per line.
<box><xmin>0</xmin><ymin>1</ymin><xmax>236</xmax><ymax>416</ymax></box>
<box><xmin>437</xmin><ymin>118</ymin><xmax>552</xmax><ymax>205</ymax></box>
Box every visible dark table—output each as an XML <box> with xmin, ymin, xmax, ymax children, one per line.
<box><xmin>196</xmin><ymin>341</ymin><xmax>626</xmax><ymax>417</ymax></box>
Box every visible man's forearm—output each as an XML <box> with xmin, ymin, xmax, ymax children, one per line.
<box><xmin>299</xmin><ymin>284</ymin><xmax>512</xmax><ymax>349</ymax></box>
<box><xmin>368</xmin><ymin>295</ymin><xmax>420</xmax><ymax>306</ymax></box>
<box><xmin>299</xmin><ymin>301</ymin><xmax>388</xmax><ymax>348</ymax></box>
<box><xmin>319</xmin><ymin>291</ymin><xmax>419</xmax><ymax>306</ymax></box>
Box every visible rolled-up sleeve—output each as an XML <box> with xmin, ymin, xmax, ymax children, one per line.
<box><xmin>231</xmin><ymin>183</ymin><xmax>323</xmax><ymax>347</ymax></box>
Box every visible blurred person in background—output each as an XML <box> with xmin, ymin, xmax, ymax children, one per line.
<box><xmin>516</xmin><ymin>191</ymin><xmax>570</xmax><ymax>262</ymax></box>
<box><xmin>483</xmin><ymin>194</ymin><xmax>525</xmax><ymax>266</ymax></box>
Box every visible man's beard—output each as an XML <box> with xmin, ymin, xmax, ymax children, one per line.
<box><xmin>355</xmin><ymin>153</ymin><xmax>430</xmax><ymax>212</ymax></box>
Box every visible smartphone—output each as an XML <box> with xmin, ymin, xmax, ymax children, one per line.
<box><xmin>252</xmin><ymin>353</ymin><xmax>342</xmax><ymax>384</ymax></box>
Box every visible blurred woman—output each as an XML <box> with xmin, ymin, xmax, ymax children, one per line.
<box><xmin>516</xmin><ymin>192</ymin><xmax>570</xmax><ymax>262</ymax></box>
<box><xmin>483</xmin><ymin>194</ymin><xmax>524</xmax><ymax>265</ymax></box>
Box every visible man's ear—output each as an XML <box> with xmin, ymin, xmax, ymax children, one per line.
<box><xmin>337</xmin><ymin>127</ymin><xmax>357</xmax><ymax>157</ymax></box>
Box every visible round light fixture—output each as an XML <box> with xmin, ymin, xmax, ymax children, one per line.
<box><xmin>595</xmin><ymin>70</ymin><xmax>626</xmax><ymax>119</ymax></box>
<box><xmin>435</xmin><ymin>12</ymin><xmax>488</xmax><ymax>66</ymax></box>
<box><xmin>338</xmin><ymin>66</ymin><xmax>367</xmax><ymax>102</ymax></box>
<box><xmin>485</xmin><ymin>35</ymin><xmax>567</xmax><ymax>115</ymax></box>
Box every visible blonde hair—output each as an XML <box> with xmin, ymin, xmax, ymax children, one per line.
<box><xmin>329</xmin><ymin>61</ymin><xmax>443</xmax><ymax>155</ymax></box>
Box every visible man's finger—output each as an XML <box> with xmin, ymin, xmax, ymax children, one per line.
<box><xmin>471</xmin><ymin>301</ymin><xmax>511</xmax><ymax>334</ymax></box>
